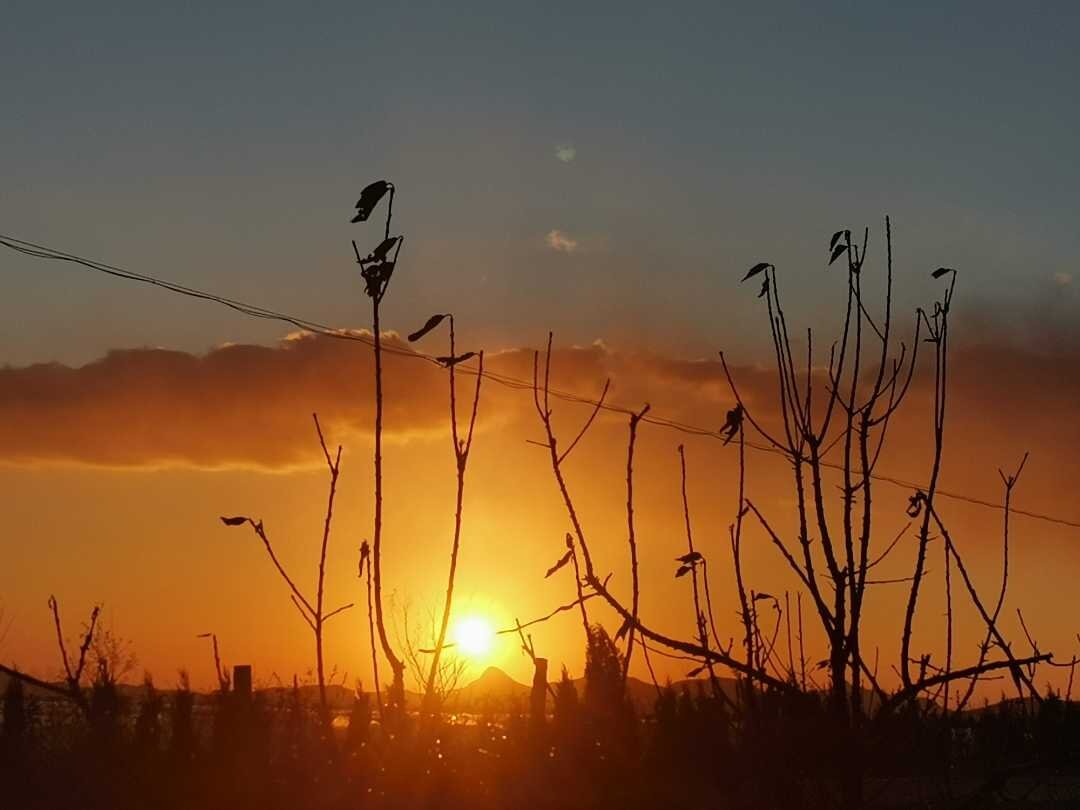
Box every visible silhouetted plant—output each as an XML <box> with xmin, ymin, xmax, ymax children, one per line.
<box><xmin>398</xmin><ymin>599</ymin><xmax>467</xmax><ymax>710</ymax></box>
<box><xmin>345</xmin><ymin>681</ymin><xmax>371</xmax><ymax>751</ymax></box>
<box><xmin>357</xmin><ymin>540</ymin><xmax>384</xmax><ymax>720</ymax></box>
<box><xmin>197</xmin><ymin>632</ymin><xmax>231</xmax><ymax>694</ymax></box>
<box><xmin>350</xmin><ymin>179</ymin><xmax>407</xmax><ymax>717</ymax></box>
<box><xmin>552</xmin><ymin>665</ymin><xmax>580</xmax><ymax>746</ymax></box>
<box><xmin>47</xmin><ymin>594</ymin><xmax>100</xmax><ymax>716</ymax></box>
<box><xmin>1</xmin><ymin>674</ymin><xmax>29</xmax><ymax>754</ymax></box>
<box><xmin>220</xmin><ymin>413</ymin><xmax>353</xmax><ymax>725</ymax></box>
<box><xmin>406</xmin><ymin>312</ymin><xmax>485</xmax><ymax>714</ymax></box>
<box><xmin>133</xmin><ymin>673</ymin><xmax>164</xmax><ymax>755</ymax></box>
<box><xmin>169</xmin><ymin>670</ymin><xmax>196</xmax><ymax>763</ymax></box>
<box><xmin>88</xmin><ymin>655</ymin><xmax>125</xmax><ymax>748</ymax></box>
<box><xmin>526</xmin><ymin>218</ymin><xmax>1056</xmax><ymax>808</ymax></box>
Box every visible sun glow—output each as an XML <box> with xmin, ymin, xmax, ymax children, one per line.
<box><xmin>453</xmin><ymin>615</ymin><xmax>495</xmax><ymax>659</ymax></box>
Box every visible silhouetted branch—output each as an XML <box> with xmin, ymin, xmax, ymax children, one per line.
<box><xmin>291</xmin><ymin>594</ymin><xmax>316</xmax><ymax>631</ymax></box>
<box><xmin>424</xmin><ymin>312</ymin><xmax>485</xmax><ymax>713</ymax></box>
<box><xmin>925</xmin><ymin>498</ymin><xmax>1043</xmax><ymax>701</ymax></box>
<box><xmin>197</xmin><ymin>632</ymin><xmax>230</xmax><ymax>692</ymax></box>
<box><xmin>621</xmin><ymin>403</ymin><xmax>650</xmax><ymax>684</ymax></box>
<box><xmin>47</xmin><ymin>595</ymin><xmax>98</xmax><ymax>714</ymax></box>
<box><xmin>223</xmin><ymin>415</ymin><xmax>346</xmax><ymax>723</ymax></box>
<box><xmin>558</xmin><ymin>379</ymin><xmax>611</xmax><ymax>464</ymax></box>
<box><xmin>535</xmin><ymin>336</ymin><xmax>797</xmax><ymax>694</ymax></box>
<box><xmin>324</xmin><ymin>603</ymin><xmax>355</xmax><ymax>622</ymax></box>
<box><xmin>880</xmin><ymin>654</ymin><xmax>1051</xmax><ymax>715</ymax></box>
<box><xmin>956</xmin><ymin>452</ymin><xmax>1029</xmax><ymax>711</ymax></box>
<box><xmin>678</xmin><ymin>445</ymin><xmax>721</xmax><ymax>696</ymax></box>
<box><xmin>358</xmin><ymin>541</ymin><xmax>384</xmax><ymax>720</ymax></box>
<box><xmin>352</xmin><ymin>185</ymin><xmax>407</xmax><ymax>714</ymax></box>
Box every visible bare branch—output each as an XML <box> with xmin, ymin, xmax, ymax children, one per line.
<box><xmin>324</xmin><ymin>603</ymin><xmax>355</xmax><ymax>622</ymax></box>
<box><xmin>558</xmin><ymin>379</ymin><xmax>611</xmax><ymax>464</ymax></box>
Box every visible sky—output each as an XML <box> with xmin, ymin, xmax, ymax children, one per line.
<box><xmin>1</xmin><ymin>2</ymin><xmax>1079</xmax><ymax>694</ymax></box>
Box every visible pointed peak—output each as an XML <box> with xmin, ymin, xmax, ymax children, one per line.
<box><xmin>474</xmin><ymin>665</ymin><xmax>518</xmax><ymax>684</ymax></box>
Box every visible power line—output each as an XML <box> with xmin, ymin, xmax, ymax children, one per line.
<box><xmin>3</xmin><ymin>231</ymin><xmax>1078</xmax><ymax>532</ymax></box>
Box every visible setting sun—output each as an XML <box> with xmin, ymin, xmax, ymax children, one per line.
<box><xmin>453</xmin><ymin>616</ymin><xmax>495</xmax><ymax>658</ymax></box>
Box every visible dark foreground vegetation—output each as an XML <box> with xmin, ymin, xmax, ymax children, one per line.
<box><xmin>4</xmin><ymin>630</ymin><xmax>1080</xmax><ymax>810</ymax></box>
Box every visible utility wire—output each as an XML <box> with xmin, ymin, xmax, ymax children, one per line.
<box><xmin>2</xmin><ymin>231</ymin><xmax>1078</xmax><ymax>532</ymax></box>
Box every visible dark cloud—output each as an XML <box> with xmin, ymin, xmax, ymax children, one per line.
<box><xmin>0</xmin><ymin>329</ymin><xmax>1076</xmax><ymax>484</ymax></box>
<box><xmin>0</xmin><ymin>332</ymin><xmax>448</xmax><ymax>468</ymax></box>
<box><xmin>0</xmin><ymin>333</ymin><xmax>743</xmax><ymax>468</ymax></box>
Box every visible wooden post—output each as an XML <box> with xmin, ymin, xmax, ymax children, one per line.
<box><xmin>233</xmin><ymin>665</ymin><xmax>252</xmax><ymax>703</ymax></box>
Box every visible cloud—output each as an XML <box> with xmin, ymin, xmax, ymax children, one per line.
<box><xmin>0</xmin><ymin>333</ymin><xmax>768</xmax><ymax>469</ymax></box>
<box><xmin>1</xmin><ymin>325</ymin><xmax>1078</xmax><ymax>489</ymax></box>
<box><xmin>1054</xmin><ymin>272</ymin><xmax>1073</xmax><ymax>287</ymax></box>
<box><xmin>545</xmin><ymin>229</ymin><xmax>578</xmax><ymax>253</ymax></box>
<box><xmin>554</xmin><ymin>144</ymin><xmax>576</xmax><ymax>163</ymax></box>
<box><xmin>0</xmin><ymin>332</ymin><xmax>452</xmax><ymax>469</ymax></box>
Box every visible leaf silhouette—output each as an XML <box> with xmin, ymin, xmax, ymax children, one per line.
<box><xmin>545</xmin><ymin>550</ymin><xmax>574</xmax><ymax>578</ymax></box>
<box><xmin>829</xmin><ymin>243</ymin><xmax>848</xmax><ymax>266</ymax></box>
<box><xmin>675</xmin><ymin>564</ymin><xmax>692</xmax><ymax>578</ymax></box>
<box><xmin>351</xmin><ymin>180</ymin><xmax>391</xmax><ymax>223</ymax></box>
<box><xmin>932</xmin><ymin>267</ymin><xmax>955</xmax><ymax>279</ymax></box>
<box><xmin>369</xmin><ymin>236</ymin><xmax>400</xmax><ymax>262</ymax></box>
<box><xmin>829</xmin><ymin>230</ymin><xmax>846</xmax><ymax>251</ymax></box>
<box><xmin>614</xmin><ymin>617</ymin><xmax>632</xmax><ymax>642</ymax></box>
<box><xmin>686</xmin><ymin>665</ymin><xmax>706</xmax><ymax>678</ymax></box>
<box><xmin>407</xmin><ymin>314</ymin><xmax>447</xmax><ymax>342</ymax></box>
<box><xmin>721</xmin><ymin>404</ymin><xmax>743</xmax><ymax>445</ymax></box>
<box><xmin>758</xmin><ymin>277</ymin><xmax>769</xmax><ymax>298</ymax></box>
<box><xmin>742</xmin><ymin>262</ymin><xmax>771</xmax><ymax>282</ymax></box>
<box><xmin>361</xmin><ymin>260</ymin><xmax>395</xmax><ymax>298</ymax></box>
<box><xmin>220</xmin><ymin>516</ymin><xmax>248</xmax><ymax>527</ymax></box>
<box><xmin>752</xmin><ymin>592</ymin><xmax>774</xmax><ymax>602</ymax></box>
<box><xmin>676</xmin><ymin>551</ymin><xmax>703</xmax><ymax>564</ymax></box>
<box><xmin>906</xmin><ymin>493</ymin><xmax>923</xmax><ymax>518</ymax></box>
<box><xmin>436</xmin><ymin>352</ymin><xmax>477</xmax><ymax>367</ymax></box>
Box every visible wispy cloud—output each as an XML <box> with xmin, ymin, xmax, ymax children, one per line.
<box><xmin>554</xmin><ymin>144</ymin><xmax>576</xmax><ymax>163</ymax></box>
<box><xmin>545</xmin><ymin>229</ymin><xmax>578</xmax><ymax>253</ymax></box>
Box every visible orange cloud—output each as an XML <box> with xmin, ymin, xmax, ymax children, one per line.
<box><xmin>0</xmin><ymin>332</ymin><xmax>447</xmax><ymax>468</ymax></box>
<box><xmin>0</xmin><ymin>330</ymin><xmax>775</xmax><ymax>469</ymax></box>
<box><xmin>1</xmin><ymin>328</ymin><xmax>1078</xmax><ymax>495</ymax></box>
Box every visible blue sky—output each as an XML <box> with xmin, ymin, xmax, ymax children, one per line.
<box><xmin>2</xmin><ymin>1</ymin><xmax>1077</xmax><ymax>364</ymax></box>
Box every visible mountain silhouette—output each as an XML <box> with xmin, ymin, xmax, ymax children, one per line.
<box><xmin>440</xmin><ymin>666</ymin><xmax>741</xmax><ymax>714</ymax></box>
<box><xmin>445</xmin><ymin>665</ymin><xmax>530</xmax><ymax>712</ymax></box>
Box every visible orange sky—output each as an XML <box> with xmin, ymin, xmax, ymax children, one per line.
<box><xmin>2</xmin><ymin>326</ymin><xmax>1079</xmax><ymax>701</ymax></box>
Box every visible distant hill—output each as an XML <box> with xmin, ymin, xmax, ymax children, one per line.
<box><xmin>0</xmin><ymin>665</ymin><xmax>941</xmax><ymax>717</ymax></box>
<box><xmin>437</xmin><ymin>665</ymin><xmax>741</xmax><ymax>715</ymax></box>
<box><xmin>0</xmin><ymin>663</ymin><xmax>740</xmax><ymax>715</ymax></box>
<box><xmin>444</xmin><ymin>666</ymin><xmax>530</xmax><ymax>713</ymax></box>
